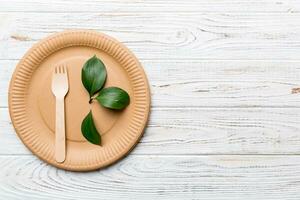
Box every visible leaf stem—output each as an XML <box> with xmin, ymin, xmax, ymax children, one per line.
<box><xmin>89</xmin><ymin>97</ymin><xmax>96</xmax><ymax>104</ymax></box>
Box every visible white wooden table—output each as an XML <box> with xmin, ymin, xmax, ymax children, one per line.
<box><xmin>1</xmin><ymin>1</ymin><xmax>300</xmax><ymax>199</ymax></box>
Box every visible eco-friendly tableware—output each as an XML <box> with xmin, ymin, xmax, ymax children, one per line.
<box><xmin>51</xmin><ymin>64</ymin><xmax>69</xmax><ymax>163</ymax></box>
<box><xmin>8</xmin><ymin>30</ymin><xmax>150</xmax><ymax>171</ymax></box>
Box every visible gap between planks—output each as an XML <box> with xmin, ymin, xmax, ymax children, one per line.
<box><xmin>3</xmin><ymin>105</ymin><xmax>300</xmax><ymax>109</ymax></box>
<box><xmin>0</xmin><ymin>11</ymin><xmax>299</xmax><ymax>14</ymax></box>
<box><xmin>4</xmin><ymin>59</ymin><xmax>300</xmax><ymax>61</ymax></box>
<box><xmin>4</xmin><ymin>154</ymin><xmax>300</xmax><ymax>157</ymax></box>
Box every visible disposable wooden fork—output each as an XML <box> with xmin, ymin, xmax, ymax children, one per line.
<box><xmin>51</xmin><ymin>64</ymin><xmax>69</xmax><ymax>163</ymax></box>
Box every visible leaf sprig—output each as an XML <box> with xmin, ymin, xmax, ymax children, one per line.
<box><xmin>81</xmin><ymin>55</ymin><xmax>130</xmax><ymax>145</ymax></box>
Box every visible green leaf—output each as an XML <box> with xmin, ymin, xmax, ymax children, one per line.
<box><xmin>81</xmin><ymin>111</ymin><xmax>101</xmax><ymax>145</ymax></box>
<box><xmin>81</xmin><ymin>55</ymin><xmax>107</xmax><ymax>97</ymax></box>
<box><xmin>96</xmin><ymin>87</ymin><xmax>130</xmax><ymax>110</ymax></box>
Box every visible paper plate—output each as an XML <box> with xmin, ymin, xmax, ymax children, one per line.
<box><xmin>8</xmin><ymin>30</ymin><xmax>150</xmax><ymax>171</ymax></box>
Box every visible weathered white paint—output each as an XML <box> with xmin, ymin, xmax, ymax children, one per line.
<box><xmin>0</xmin><ymin>0</ymin><xmax>300</xmax><ymax>12</ymax></box>
<box><xmin>1</xmin><ymin>0</ymin><xmax>300</xmax><ymax>199</ymax></box>
<box><xmin>2</xmin><ymin>106</ymin><xmax>300</xmax><ymax>155</ymax></box>
<box><xmin>1</xmin><ymin>155</ymin><xmax>300</xmax><ymax>200</ymax></box>
<box><xmin>1</xmin><ymin>13</ymin><xmax>300</xmax><ymax>60</ymax></box>
<box><xmin>1</xmin><ymin>60</ymin><xmax>300</xmax><ymax>108</ymax></box>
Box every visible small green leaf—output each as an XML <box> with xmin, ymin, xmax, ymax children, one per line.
<box><xmin>81</xmin><ymin>55</ymin><xmax>107</xmax><ymax>97</ymax></box>
<box><xmin>96</xmin><ymin>87</ymin><xmax>130</xmax><ymax>110</ymax></box>
<box><xmin>81</xmin><ymin>111</ymin><xmax>101</xmax><ymax>145</ymax></box>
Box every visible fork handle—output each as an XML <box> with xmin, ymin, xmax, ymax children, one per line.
<box><xmin>55</xmin><ymin>98</ymin><xmax>66</xmax><ymax>163</ymax></box>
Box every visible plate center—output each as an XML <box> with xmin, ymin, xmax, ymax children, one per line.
<box><xmin>35</xmin><ymin>47</ymin><xmax>130</xmax><ymax>142</ymax></box>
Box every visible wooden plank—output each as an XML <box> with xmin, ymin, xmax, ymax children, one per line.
<box><xmin>0</xmin><ymin>155</ymin><xmax>300</xmax><ymax>199</ymax></box>
<box><xmin>2</xmin><ymin>60</ymin><xmax>300</xmax><ymax>108</ymax></box>
<box><xmin>2</xmin><ymin>13</ymin><xmax>300</xmax><ymax>60</ymax></box>
<box><xmin>2</xmin><ymin>107</ymin><xmax>300</xmax><ymax>155</ymax></box>
<box><xmin>0</xmin><ymin>0</ymin><xmax>299</xmax><ymax>13</ymax></box>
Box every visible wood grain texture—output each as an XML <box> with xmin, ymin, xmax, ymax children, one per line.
<box><xmin>1</xmin><ymin>155</ymin><xmax>300</xmax><ymax>200</ymax></box>
<box><xmin>2</xmin><ymin>60</ymin><xmax>300</xmax><ymax>108</ymax></box>
<box><xmin>0</xmin><ymin>0</ymin><xmax>299</xmax><ymax>12</ymax></box>
<box><xmin>2</xmin><ymin>106</ymin><xmax>300</xmax><ymax>155</ymax></box>
<box><xmin>2</xmin><ymin>1</ymin><xmax>300</xmax><ymax>199</ymax></box>
<box><xmin>1</xmin><ymin>13</ymin><xmax>300</xmax><ymax>60</ymax></box>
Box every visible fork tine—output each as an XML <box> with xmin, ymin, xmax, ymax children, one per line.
<box><xmin>63</xmin><ymin>64</ymin><xmax>67</xmax><ymax>74</ymax></box>
<box><xmin>54</xmin><ymin>64</ymin><xmax>68</xmax><ymax>74</ymax></box>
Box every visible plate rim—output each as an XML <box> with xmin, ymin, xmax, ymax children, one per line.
<box><xmin>8</xmin><ymin>30</ymin><xmax>151</xmax><ymax>171</ymax></box>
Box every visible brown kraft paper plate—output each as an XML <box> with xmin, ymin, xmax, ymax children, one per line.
<box><xmin>8</xmin><ymin>30</ymin><xmax>151</xmax><ymax>171</ymax></box>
